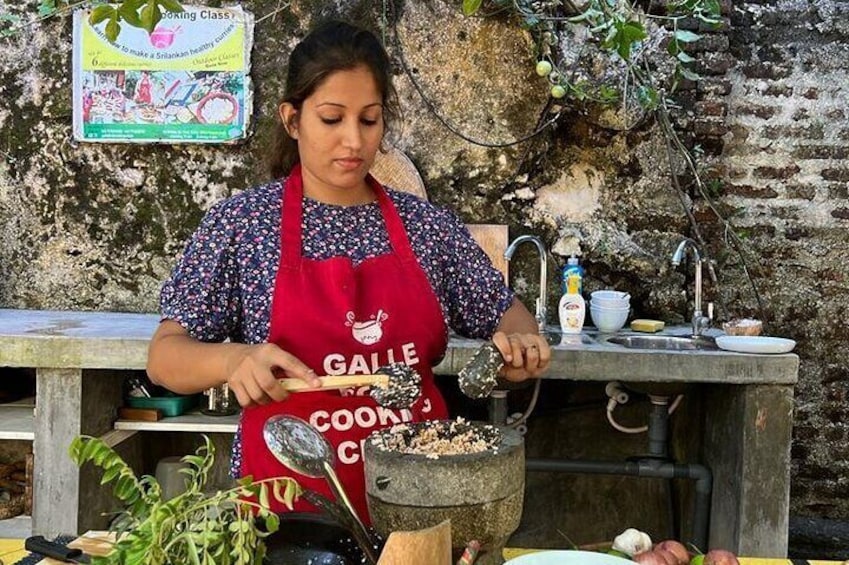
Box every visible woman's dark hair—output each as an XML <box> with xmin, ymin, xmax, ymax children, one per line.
<box><xmin>268</xmin><ymin>21</ymin><xmax>400</xmax><ymax>179</ymax></box>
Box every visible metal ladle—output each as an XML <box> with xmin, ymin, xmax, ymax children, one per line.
<box><xmin>263</xmin><ymin>415</ymin><xmax>380</xmax><ymax>565</ymax></box>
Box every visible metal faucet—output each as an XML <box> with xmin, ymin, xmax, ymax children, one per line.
<box><xmin>671</xmin><ymin>238</ymin><xmax>713</xmax><ymax>337</ymax></box>
<box><xmin>504</xmin><ymin>235</ymin><xmax>548</xmax><ymax>333</ymax></box>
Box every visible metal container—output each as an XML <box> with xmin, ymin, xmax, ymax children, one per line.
<box><xmin>201</xmin><ymin>383</ymin><xmax>239</xmax><ymax>416</ymax></box>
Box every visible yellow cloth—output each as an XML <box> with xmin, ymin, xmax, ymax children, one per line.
<box><xmin>0</xmin><ymin>538</ymin><xmax>27</xmax><ymax>563</ymax></box>
<box><xmin>502</xmin><ymin>549</ymin><xmax>847</xmax><ymax>564</ymax></box>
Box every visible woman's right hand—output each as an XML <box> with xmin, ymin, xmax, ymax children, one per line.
<box><xmin>224</xmin><ymin>343</ymin><xmax>322</xmax><ymax>407</ymax></box>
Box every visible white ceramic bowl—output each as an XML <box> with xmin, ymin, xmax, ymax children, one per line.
<box><xmin>590</xmin><ymin>297</ymin><xmax>630</xmax><ymax>309</ymax></box>
<box><xmin>590</xmin><ymin>305</ymin><xmax>629</xmax><ymax>332</ymax></box>
<box><xmin>591</xmin><ymin>290</ymin><xmax>630</xmax><ymax>301</ymax></box>
<box><xmin>589</xmin><ymin>300</ymin><xmax>630</xmax><ymax>311</ymax></box>
<box><xmin>506</xmin><ymin>550</ymin><xmax>635</xmax><ymax>565</ymax></box>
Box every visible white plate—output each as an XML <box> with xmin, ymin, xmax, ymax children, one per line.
<box><xmin>716</xmin><ymin>335</ymin><xmax>796</xmax><ymax>354</ymax></box>
<box><xmin>505</xmin><ymin>550</ymin><xmax>635</xmax><ymax>565</ymax></box>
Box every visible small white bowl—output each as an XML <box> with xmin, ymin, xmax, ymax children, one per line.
<box><xmin>589</xmin><ymin>300</ymin><xmax>630</xmax><ymax>311</ymax></box>
<box><xmin>590</xmin><ymin>298</ymin><xmax>630</xmax><ymax>309</ymax></box>
<box><xmin>506</xmin><ymin>550</ymin><xmax>635</xmax><ymax>565</ymax></box>
<box><xmin>591</xmin><ymin>290</ymin><xmax>630</xmax><ymax>301</ymax></box>
<box><xmin>590</xmin><ymin>306</ymin><xmax>629</xmax><ymax>332</ymax></box>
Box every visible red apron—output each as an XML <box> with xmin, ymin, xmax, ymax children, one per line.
<box><xmin>239</xmin><ymin>165</ymin><xmax>449</xmax><ymax>520</ymax></box>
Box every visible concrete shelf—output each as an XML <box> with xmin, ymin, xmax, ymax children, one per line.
<box><xmin>114</xmin><ymin>409</ymin><xmax>239</xmax><ymax>433</ymax></box>
<box><xmin>0</xmin><ymin>400</ymin><xmax>35</xmax><ymax>441</ymax></box>
<box><xmin>0</xmin><ymin>514</ymin><xmax>31</xmax><ymax>538</ymax></box>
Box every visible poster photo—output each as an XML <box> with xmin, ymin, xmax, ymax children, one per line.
<box><xmin>72</xmin><ymin>6</ymin><xmax>254</xmax><ymax>144</ymax></box>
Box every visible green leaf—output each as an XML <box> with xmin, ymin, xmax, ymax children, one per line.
<box><xmin>80</xmin><ymin>438</ymin><xmax>102</xmax><ymax>462</ymax></box>
<box><xmin>88</xmin><ymin>5</ymin><xmax>114</xmax><ymax>25</ymax></box>
<box><xmin>462</xmin><ymin>0</ymin><xmax>483</xmax><ymax>16</ymax></box>
<box><xmin>636</xmin><ymin>85</ymin><xmax>659</xmax><ymax>109</ymax></box>
<box><xmin>264</xmin><ymin>512</ymin><xmax>279</xmax><ymax>532</ymax></box>
<box><xmin>679</xmin><ymin>66</ymin><xmax>701</xmax><ymax>81</ymax></box>
<box><xmin>101</xmin><ymin>464</ymin><xmax>122</xmax><ymax>484</ymax></box>
<box><xmin>139</xmin><ymin>3</ymin><xmax>161</xmax><ymax>33</ymax></box>
<box><xmin>667</xmin><ymin>40</ymin><xmax>680</xmax><ymax>55</ymax></box>
<box><xmin>157</xmin><ymin>0</ymin><xmax>184</xmax><ymax>13</ymax></box>
<box><xmin>258</xmin><ymin>484</ymin><xmax>269</xmax><ymax>509</ymax></box>
<box><xmin>622</xmin><ymin>21</ymin><xmax>648</xmax><ymax>42</ymax></box>
<box><xmin>0</xmin><ymin>13</ymin><xmax>22</xmax><ymax>25</ymax></box>
<box><xmin>702</xmin><ymin>0</ymin><xmax>721</xmax><ymax>17</ymax></box>
<box><xmin>37</xmin><ymin>0</ymin><xmax>58</xmax><ymax>17</ymax></box>
<box><xmin>283</xmin><ymin>479</ymin><xmax>299</xmax><ymax>509</ymax></box>
<box><xmin>674</xmin><ymin>29</ymin><xmax>701</xmax><ymax>42</ymax></box>
<box><xmin>186</xmin><ymin>535</ymin><xmax>202</xmax><ymax>565</ymax></box>
<box><xmin>118</xmin><ymin>2</ymin><xmax>142</xmax><ymax>27</ymax></box>
<box><xmin>105</xmin><ymin>16</ymin><xmax>121</xmax><ymax>42</ymax></box>
<box><xmin>677</xmin><ymin>50</ymin><xmax>695</xmax><ymax>63</ymax></box>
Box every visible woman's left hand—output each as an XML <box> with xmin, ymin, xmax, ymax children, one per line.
<box><xmin>491</xmin><ymin>331</ymin><xmax>551</xmax><ymax>382</ymax></box>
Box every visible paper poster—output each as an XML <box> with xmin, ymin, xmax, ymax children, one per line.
<box><xmin>72</xmin><ymin>5</ymin><xmax>254</xmax><ymax>143</ymax></box>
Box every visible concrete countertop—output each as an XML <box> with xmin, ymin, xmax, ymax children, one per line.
<box><xmin>0</xmin><ymin>309</ymin><xmax>798</xmax><ymax>385</ymax></box>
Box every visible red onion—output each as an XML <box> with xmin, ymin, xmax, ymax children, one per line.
<box><xmin>704</xmin><ymin>549</ymin><xmax>740</xmax><ymax>565</ymax></box>
<box><xmin>632</xmin><ymin>549</ymin><xmax>677</xmax><ymax>565</ymax></box>
<box><xmin>654</xmin><ymin>540</ymin><xmax>690</xmax><ymax>565</ymax></box>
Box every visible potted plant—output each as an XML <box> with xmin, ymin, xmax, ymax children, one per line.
<box><xmin>69</xmin><ymin>435</ymin><xmax>300</xmax><ymax>565</ymax></box>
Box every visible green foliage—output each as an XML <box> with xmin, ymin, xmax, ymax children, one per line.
<box><xmin>461</xmin><ymin>0</ymin><xmax>721</xmax><ymax>111</ymax></box>
<box><xmin>462</xmin><ymin>0</ymin><xmax>484</xmax><ymax>15</ymax></box>
<box><xmin>69</xmin><ymin>435</ymin><xmax>301</xmax><ymax>565</ymax></box>
<box><xmin>2</xmin><ymin>0</ymin><xmax>185</xmax><ymax>41</ymax></box>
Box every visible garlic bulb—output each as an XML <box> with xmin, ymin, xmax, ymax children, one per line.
<box><xmin>612</xmin><ymin>528</ymin><xmax>653</xmax><ymax>557</ymax></box>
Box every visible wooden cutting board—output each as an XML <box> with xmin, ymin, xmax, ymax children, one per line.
<box><xmin>36</xmin><ymin>526</ymin><xmax>453</xmax><ymax>564</ymax></box>
<box><xmin>35</xmin><ymin>531</ymin><xmax>113</xmax><ymax>564</ymax></box>
<box><xmin>377</xmin><ymin>519</ymin><xmax>452</xmax><ymax>565</ymax></box>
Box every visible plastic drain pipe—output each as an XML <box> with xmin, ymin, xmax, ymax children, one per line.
<box><xmin>525</xmin><ymin>454</ymin><xmax>712</xmax><ymax>550</ymax></box>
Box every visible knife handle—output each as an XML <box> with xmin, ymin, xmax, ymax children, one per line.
<box><xmin>25</xmin><ymin>536</ymin><xmax>84</xmax><ymax>562</ymax></box>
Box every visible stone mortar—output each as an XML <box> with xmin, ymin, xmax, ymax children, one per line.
<box><xmin>364</xmin><ymin>421</ymin><xmax>524</xmax><ymax>565</ymax></box>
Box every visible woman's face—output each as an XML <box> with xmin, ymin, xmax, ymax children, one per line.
<box><xmin>281</xmin><ymin>65</ymin><xmax>385</xmax><ymax>205</ymax></box>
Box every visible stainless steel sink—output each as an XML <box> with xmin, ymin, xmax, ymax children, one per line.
<box><xmin>600</xmin><ymin>334</ymin><xmax>717</xmax><ymax>395</ymax></box>
<box><xmin>603</xmin><ymin>334</ymin><xmax>718</xmax><ymax>351</ymax></box>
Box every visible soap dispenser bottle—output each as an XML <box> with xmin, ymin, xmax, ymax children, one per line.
<box><xmin>561</xmin><ymin>255</ymin><xmax>584</xmax><ymax>295</ymax></box>
<box><xmin>559</xmin><ymin>260</ymin><xmax>586</xmax><ymax>334</ymax></box>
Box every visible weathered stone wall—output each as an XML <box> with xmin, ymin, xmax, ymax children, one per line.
<box><xmin>0</xmin><ymin>0</ymin><xmax>848</xmax><ymax>539</ymax></box>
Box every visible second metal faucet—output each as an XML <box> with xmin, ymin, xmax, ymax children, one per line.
<box><xmin>671</xmin><ymin>238</ymin><xmax>713</xmax><ymax>337</ymax></box>
<box><xmin>504</xmin><ymin>235</ymin><xmax>548</xmax><ymax>333</ymax></box>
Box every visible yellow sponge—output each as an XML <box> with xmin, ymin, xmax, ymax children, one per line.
<box><xmin>630</xmin><ymin>319</ymin><xmax>665</xmax><ymax>333</ymax></box>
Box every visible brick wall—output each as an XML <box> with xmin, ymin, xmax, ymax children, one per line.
<box><xmin>718</xmin><ymin>0</ymin><xmax>849</xmax><ymax>520</ymax></box>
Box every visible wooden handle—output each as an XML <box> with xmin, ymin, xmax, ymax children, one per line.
<box><xmin>280</xmin><ymin>374</ymin><xmax>389</xmax><ymax>393</ymax></box>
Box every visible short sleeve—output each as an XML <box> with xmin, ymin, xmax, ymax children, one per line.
<box><xmin>433</xmin><ymin>207</ymin><xmax>514</xmax><ymax>339</ymax></box>
<box><xmin>159</xmin><ymin>200</ymin><xmax>243</xmax><ymax>343</ymax></box>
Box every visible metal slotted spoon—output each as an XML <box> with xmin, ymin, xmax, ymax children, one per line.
<box><xmin>263</xmin><ymin>415</ymin><xmax>380</xmax><ymax>565</ymax></box>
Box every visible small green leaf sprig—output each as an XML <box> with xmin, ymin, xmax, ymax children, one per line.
<box><xmin>88</xmin><ymin>0</ymin><xmax>184</xmax><ymax>42</ymax></box>
<box><xmin>70</xmin><ymin>434</ymin><xmax>301</xmax><ymax>565</ymax></box>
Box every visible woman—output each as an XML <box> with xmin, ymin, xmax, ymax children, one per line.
<box><xmin>147</xmin><ymin>20</ymin><xmax>551</xmax><ymax>520</ymax></box>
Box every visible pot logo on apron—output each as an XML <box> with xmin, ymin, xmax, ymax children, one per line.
<box><xmin>345</xmin><ymin>309</ymin><xmax>389</xmax><ymax>345</ymax></box>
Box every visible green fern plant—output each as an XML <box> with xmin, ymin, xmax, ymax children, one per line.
<box><xmin>69</xmin><ymin>435</ymin><xmax>301</xmax><ymax>565</ymax></box>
